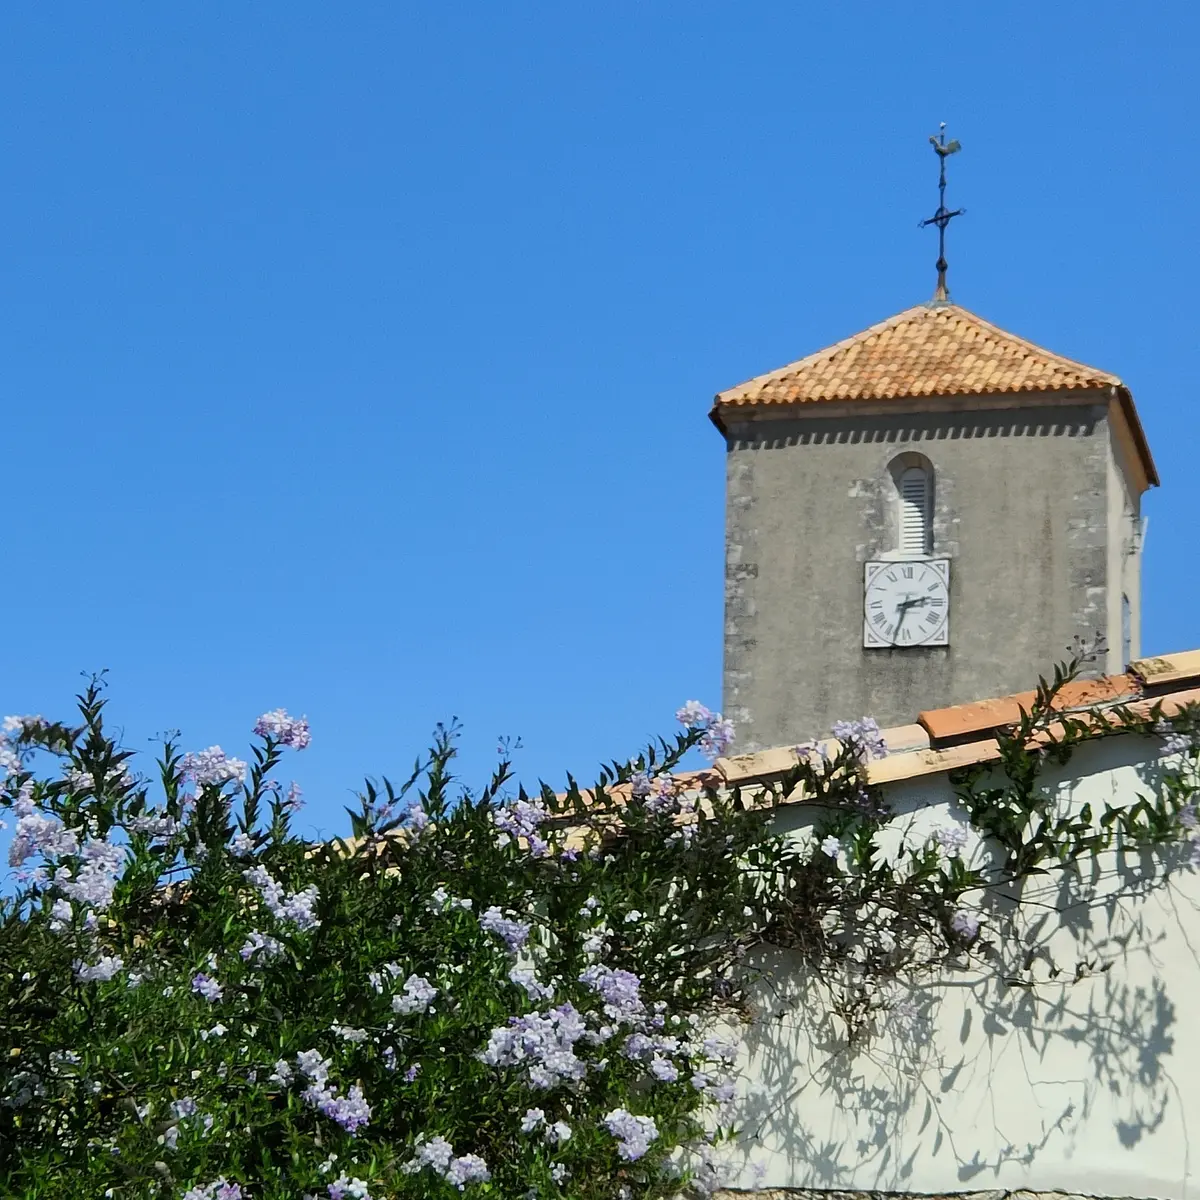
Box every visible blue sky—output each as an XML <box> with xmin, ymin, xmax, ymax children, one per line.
<box><xmin>1</xmin><ymin>4</ymin><xmax>1197</xmax><ymax>844</ymax></box>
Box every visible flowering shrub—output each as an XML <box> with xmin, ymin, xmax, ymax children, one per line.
<box><xmin>1</xmin><ymin>684</ymin><xmax>763</xmax><ymax>1198</ymax></box>
<box><xmin>2</xmin><ymin>652</ymin><xmax>1198</xmax><ymax>1198</ymax></box>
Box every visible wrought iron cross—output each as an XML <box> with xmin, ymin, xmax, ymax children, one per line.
<box><xmin>919</xmin><ymin>123</ymin><xmax>964</xmax><ymax>301</ymax></box>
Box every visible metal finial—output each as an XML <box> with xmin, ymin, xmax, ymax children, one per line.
<box><xmin>918</xmin><ymin>123</ymin><xmax>965</xmax><ymax>302</ymax></box>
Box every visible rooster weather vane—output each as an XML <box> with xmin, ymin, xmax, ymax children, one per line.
<box><xmin>919</xmin><ymin>123</ymin><xmax>964</xmax><ymax>302</ymax></box>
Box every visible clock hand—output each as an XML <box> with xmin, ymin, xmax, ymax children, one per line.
<box><xmin>894</xmin><ymin>592</ymin><xmax>931</xmax><ymax>640</ymax></box>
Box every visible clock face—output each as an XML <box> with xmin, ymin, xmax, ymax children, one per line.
<box><xmin>863</xmin><ymin>560</ymin><xmax>950</xmax><ymax>648</ymax></box>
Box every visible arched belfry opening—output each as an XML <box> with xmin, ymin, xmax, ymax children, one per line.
<box><xmin>888</xmin><ymin>453</ymin><xmax>935</xmax><ymax>558</ymax></box>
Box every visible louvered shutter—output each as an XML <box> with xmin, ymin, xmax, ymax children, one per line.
<box><xmin>898</xmin><ymin>468</ymin><xmax>930</xmax><ymax>556</ymax></box>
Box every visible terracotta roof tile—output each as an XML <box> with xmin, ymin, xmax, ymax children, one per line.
<box><xmin>1129</xmin><ymin>650</ymin><xmax>1200</xmax><ymax>689</ymax></box>
<box><xmin>918</xmin><ymin>674</ymin><xmax>1142</xmax><ymax>743</ymax></box>
<box><xmin>715</xmin><ymin>722</ymin><xmax>932</xmax><ymax>786</ymax></box>
<box><xmin>548</xmin><ymin>662</ymin><xmax>1200</xmax><ymax>840</ymax></box>
<box><xmin>713</xmin><ymin>302</ymin><xmax>1121</xmax><ymax>411</ymax></box>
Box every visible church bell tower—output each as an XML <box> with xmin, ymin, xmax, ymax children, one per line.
<box><xmin>712</xmin><ymin>131</ymin><xmax>1158</xmax><ymax>754</ymax></box>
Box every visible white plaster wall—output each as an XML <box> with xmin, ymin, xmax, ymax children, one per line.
<box><xmin>706</xmin><ymin>736</ymin><xmax>1196</xmax><ymax>1200</ymax></box>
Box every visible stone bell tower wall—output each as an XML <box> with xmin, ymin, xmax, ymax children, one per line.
<box><xmin>722</xmin><ymin>393</ymin><xmax>1115</xmax><ymax>753</ymax></box>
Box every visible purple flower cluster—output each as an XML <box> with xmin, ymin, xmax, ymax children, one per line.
<box><xmin>794</xmin><ymin>741</ymin><xmax>834</xmax><ymax>770</ymax></box>
<box><xmin>73</xmin><ymin>954</ymin><xmax>124</xmax><ymax>983</ymax></box>
<box><xmin>649</xmin><ymin>1055</ymin><xmax>679</xmax><ymax>1082</ymax></box>
<box><xmin>239</xmin><ymin>930</ymin><xmax>284</xmax><ymax>965</ymax></box>
<box><xmin>645</xmin><ymin>775</ymin><xmax>679</xmax><ymax>816</ymax></box>
<box><xmin>0</xmin><ymin>745</ymin><xmax>21</xmax><ymax>778</ymax></box>
<box><xmin>3</xmin><ymin>713</ymin><xmax>47</xmax><ymax>740</ymax></box>
<box><xmin>126</xmin><ymin>812</ymin><xmax>180</xmax><ymax>841</ymax></box>
<box><xmin>579</xmin><ymin>964</ymin><xmax>645</xmax><ymax>1023</ymax></box>
<box><xmin>64</xmin><ymin>767</ymin><xmax>94</xmax><ymax>791</ymax></box>
<box><xmin>509</xmin><ymin>965</ymin><xmax>555</xmax><ymax>1003</ymax></box>
<box><xmin>244</xmin><ymin>865</ymin><xmax>321</xmax><ymax>932</ymax></box>
<box><xmin>629</xmin><ymin>769</ymin><xmax>680</xmax><ymax>817</ymax></box>
<box><xmin>479</xmin><ymin>1002</ymin><xmax>589</xmax><ymax>1089</ymax></box>
<box><xmin>180</xmin><ymin>747</ymin><xmax>248</xmax><ymax>789</ymax></box>
<box><xmin>426</xmin><ymin>886</ymin><xmax>473</xmax><ymax>913</ymax></box>
<box><xmin>168</xmin><ymin>1095</ymin><xmax>218</xmax><ymax>1139</ymax></box>
<box><xmin>511</xmin><ymin>964</ymin><xmax>556</xmax><ymax>1003</ymax></box>
<box><xmin>181</xmin><ymin>1180</ymin><xmax>242</xmax><ymax>1200</ymax></box>
<box><xmin>831</xmin><ymin>717</ymin><xmax>888</xmax><ymax>763</ymax></box>
<box><xmin>519</xmin><ymin>1108</ymin><xmax>570</xmax><ymax>1144</ymax></box>
<box><xmin>624</xmin><ymin>1031</ymin><xmax>687</xmax><ymax>1089</ymax></box>
<box><xmin>675</xmin><ymin>701</ymin><xmax>736</xmax><ymax>760</ymax></box>
<box><xmin>228</xmin><ymin>831</ymin><xmax>254</xmax><ymax>856</ymax></box>
<box><xmin>622</xmin><ymin>1031</ymin><xmax>674</xmax><ymax>1059</ymax></box>
<box><xmin>391</xmin><ymin>973</ymin><xmax>437</xmax><ymax>1016</ymax></box>
<box><xmin>492</xmin><ymin>801</ymin><xmax>549</xmax><ymax>840</ymax></box>
<box><xmin>1163</xmin><ymin>731</ymin><xmax>1193</xmax><ymax>756</ymax></box>
<box><xmin>603</xmin><ymin>1107</ymin><xmax>659</xmax><ymax>1161</ymax></box>
<box><xmin>950</xmin><ymin>909</ymin><xmax>980</xmax><ymax>940</ymax></box>
<box><xmin>191</xmin><ymin>972</ymin><xmax>223</xmax><ymax>1003</ymax></box>
<box><xmin>492</xmin><ymin>797</ymin><xmax>551</xmax><ymax>857</ymax></box>
<box><xmin>295</xmin><ymin>1050</ymin><xmax>372</xmax><ymax>1135</ymax></box>
<box><xmin>401</xmin><ymin>1135</ymin><xmax>491</xmax><ymax>1191</ymax></box>
<box><xmin>699</xmin><ymin>717</ymin><xmax>735</xmax><ymax>760</ymax></box>
<box><xmin>8</xmin><ymin>791</ymin><xmax>80</xmax><ymax>868</ymax></box>
<box><xmin>48</xmin><ymin>897</ymin><xmax>72</xmax><ymax>931</ymax></box>
<box><xmin>264</xmin><ymin>778</ymin><xmax>306</xmax><ymax>813</ymax></box>
<box><xmin>479</xmin><ymin>905</ymin><xmax>531</xmax><ymax>953</ymax></box>
<box><xmin>675</xmin><ymin>701</ymin><xmax>714</xmax><ymax>727</ymax></box>
<box><xmin>253</xmin><ymin>709</ymin><xmax>311</xmax><ymax>750</ymax></box>
<box><xmin>326</xmin><ymin>1175</ymin><xmax>372</xmax><ymax>1200</ymax></box>
<box><xmin>56</xmin><ymin>837</ymin><xmax>125</xmax><ymax>910</ymax></box>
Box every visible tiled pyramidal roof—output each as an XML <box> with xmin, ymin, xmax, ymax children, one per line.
<box><xmin>713</xmin><ymin>302</ymin><xmax>1122</xmax><ymax>413</ymax></box>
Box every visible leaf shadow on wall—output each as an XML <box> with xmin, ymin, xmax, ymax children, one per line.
<box><xmin>721</xmin><ymin>762</ymin><xmax>1190</xmax><ymax>1190</ymax></box>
